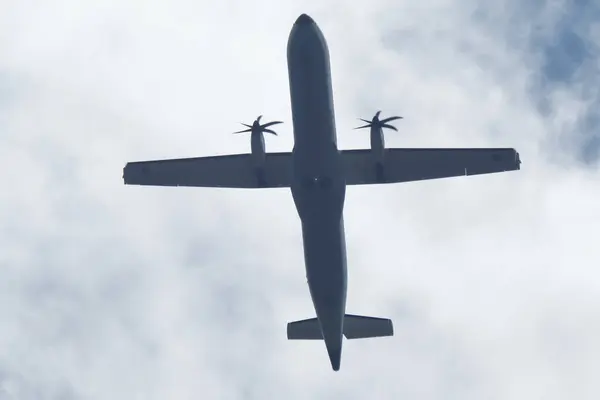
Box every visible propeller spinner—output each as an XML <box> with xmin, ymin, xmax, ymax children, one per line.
<box><xmin>233</xmin><ymin>115</ymin><xmax>283</xmax><ymax>135</ymax></box>
<box><xmin>354</xmin><ymin>111</ymin><xmax>403</xmax><ymax>131</ymax></box>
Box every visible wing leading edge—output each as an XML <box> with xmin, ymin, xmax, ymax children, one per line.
<box><xmin>341</xmin><ymin>147</ymin><xmax>521</xmax><ymax>185</ymax></box>
<box><xmin>123</xmin><ymin>152</ymin><xmax>293</xmax><ymax>189</ymax></box>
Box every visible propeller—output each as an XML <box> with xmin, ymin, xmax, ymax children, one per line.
<box><xmin>233</xmin><ymin>115</ymin><xmax>283</xmax><ymax>136</ymax></box>
<box><xmin>354</xmin><ymin>111</ymin><xmax>403</xmax><ymax>131</ymax></box>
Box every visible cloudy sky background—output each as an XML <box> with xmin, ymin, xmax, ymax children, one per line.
<box><xmin>1</xmin><ymin>0</ymin><xmax>600</xmax><ymax>398</ymax></box>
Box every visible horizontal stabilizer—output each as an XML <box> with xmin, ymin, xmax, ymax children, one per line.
<box><xmin>287</xmin><ymin>318</ymin><xmax>322</xmax><ymax>340</ymax></box>
<box><xmin>342</xmin><ymin>314</ymin><xmax>393</xmax><ymax>339</ymax></box>
<box><xmin>287</xmin><ymin>314</ymin><xmax>393</xmax><ymax>340</ymax></box>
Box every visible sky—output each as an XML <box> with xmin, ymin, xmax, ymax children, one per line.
<box><xmin>1</xmin><ymin>0</ymin><xmax>600</xmax><ymax>399</ymax></box>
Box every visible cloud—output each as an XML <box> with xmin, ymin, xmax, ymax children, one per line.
<box><xmin>1</xmin><ymin>0</ymin><xmax>599</xmax><ymax>398</ymax></box>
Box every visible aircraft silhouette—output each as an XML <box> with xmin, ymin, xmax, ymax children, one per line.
<box><xmin>123</xmin><ymin>13</ymin><xmax>521</xmax><ymax>371</ymax></box>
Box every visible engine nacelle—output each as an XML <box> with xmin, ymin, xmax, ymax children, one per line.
<box><xmin>250</xmin><ymin>132</ymin><xmax>267</xmax><ymax>187</ymax></box>
<box><xmin>250</xmin><ymin>131</ymin><xmax>266</xmax><ymax>168</ymax></box>
<box><xmin>370</xmin><ymin>125</ymin><xmax>385</xmax><ymax>164</ymax></box>
<box><xmin>355</xmin><ymin>111</ymin><xmax>401</xmax><ymax>183</ymax></box>
<box><xmin>233</xmin><ymin>115</ymin><xmax>282</xmax><ymax>187</ymax></box>
<box><xmin>370</xmin><ymin>126</ymin><xmax>386</xmax><ymax>182</ymax></box>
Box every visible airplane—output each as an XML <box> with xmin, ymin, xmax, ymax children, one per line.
<box><xmin>122</xmin><ymin>13</ymin><xmax>521</xmax><ymax>371</ymax></box>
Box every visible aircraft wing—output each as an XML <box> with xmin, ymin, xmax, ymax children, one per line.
<box><xmin>341</xmin><ymin>148</ymin><xmax>521</xmax><ymax>185</ymax></box>
<box><xmin>123</xmin><ymin>152</ymin><xmax>293</xmax><ymax>188</ymax></box>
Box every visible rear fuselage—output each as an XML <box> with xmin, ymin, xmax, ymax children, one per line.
<box><xmin>286</xmin><ymin>14</ymin><xmax>347</xmax><ymax>371</ymax></box>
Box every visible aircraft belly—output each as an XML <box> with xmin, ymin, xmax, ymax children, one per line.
<box><xmin>301</xmin><ymin>217</ymin><xmax>348</xmax><ymax>310</ymax></box>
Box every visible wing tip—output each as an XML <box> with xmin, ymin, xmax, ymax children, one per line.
<box><xmin>122</xmin><ymin>163</ymin><xmax>133</xmax><ymax>185</ymax></box>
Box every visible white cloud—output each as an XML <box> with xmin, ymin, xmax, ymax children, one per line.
<box><xmin>1</xmin><ymin>0</ymin><xmax>599</xmax><ymax>398</ymax></box>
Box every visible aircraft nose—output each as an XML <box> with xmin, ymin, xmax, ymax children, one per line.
<box><xmin>295</xmin><ymin>13</ymin><xmax>315</xmax><ymax>25</ymax></box>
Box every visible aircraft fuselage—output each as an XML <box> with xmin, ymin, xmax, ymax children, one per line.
<box><xmin>287</xmin><ymin>13</ymin><xmax>347</xmax><ymax>371</ymax></box>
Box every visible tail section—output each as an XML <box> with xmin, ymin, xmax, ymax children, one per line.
<box><xmin>342</xmin><ymin>314</ymin><xmax>393</xmax><ymax>339</ymax></box>
<box><xmin>287</xmin><ymin>314</ymin><xmax>392</xmax><ymax>371</ymax></box>
<box><xmin>287</xmin><ymin>314</ymin><xmax>393</xmax><ymax>340</ymax></box>
<box><xmin>287</xmin><ymin>317</ymin><xmax>323</xmax><ymax>340</ymax></box>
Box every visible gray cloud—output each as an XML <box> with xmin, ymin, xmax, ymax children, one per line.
<box><xmin>1</xmin><ymin>0</ymin><xmax>600</xmax><ymax>398</ymax></box>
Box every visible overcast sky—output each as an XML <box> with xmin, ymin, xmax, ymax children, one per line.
<box><xmin>1</xmin><ymin>0</ymin><xmax>600</xmax><ymax>399</ymax></box>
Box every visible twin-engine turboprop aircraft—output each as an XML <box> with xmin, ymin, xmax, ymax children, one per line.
<box><xmin>123</xmin><ymin>13</ymin><xmax>521</xmax><ymax>371</ymax></box>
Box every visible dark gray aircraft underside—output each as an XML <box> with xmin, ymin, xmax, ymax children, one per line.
<box><xmin>122</xmin><ymin>13</ymin><xmax>521</xmax><ymax>371</ymax></box>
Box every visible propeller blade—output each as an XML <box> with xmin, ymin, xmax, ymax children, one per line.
<box><xmin>381</xmin><ymin>123</ymin><xmax>398</xmax><ymax>131</ymax></box>
<box><xmin>234</xmin><ymin>116</ymin><xmax>282</xmax><ymax>136</ymax></box>
<box><xmin>233</xmin><ymin>128</ymin><xmax>253</xmax><ymax>134</ymax></box>
<box><xmin>355</xmin><ymin>111</ymin><xmax>402</xmax><ymax>132</ymax></box>
<box><xmin>380</xmin><ymin>116</ymin><xmax>403</xmax><ymax>124</ymax></box>
<box><xmin>260</xmin><ymin>121</ymin><xmax>283</xmax><ymax>128</ymax></box>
